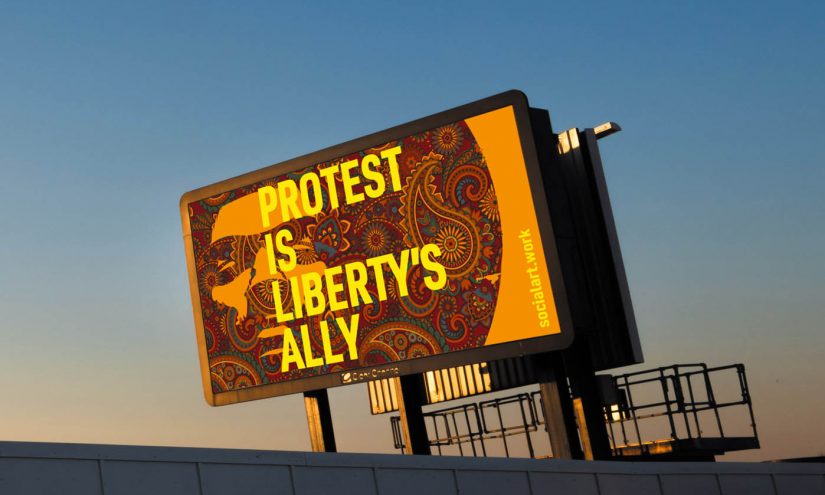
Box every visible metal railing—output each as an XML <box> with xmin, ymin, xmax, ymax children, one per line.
<box><xmin>606</xmin><ymin>363</ymin><xmax>758</xmax><ymax>452</ymax></box>
<box><xmin>390</xmin><ymin>363</ymin><xmax>758</xmax><ymax>459</ymax></box>
<box><xmin>390</xmin><ymin>391</ymin><xmax>547</xmax><ymax>457</ymax></box>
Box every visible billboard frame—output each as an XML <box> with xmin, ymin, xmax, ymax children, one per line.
<box><xmin>180</xmin><ymin>90</ymin><xmax>575</xmax><ymax>406</ymax></box>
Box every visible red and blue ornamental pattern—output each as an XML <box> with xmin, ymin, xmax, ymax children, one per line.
<box><xmin>186</xmin><ymin>120</ymin><xmax>503</xmax><ymax>394</ymax></box>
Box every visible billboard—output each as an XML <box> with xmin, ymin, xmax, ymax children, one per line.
<box><xmin>180</xmin><ymin>90</ymin><xmax>574</xmax><ymax>405</ymax></box>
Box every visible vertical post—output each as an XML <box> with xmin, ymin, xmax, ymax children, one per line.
<box><xmin>393</xmin><ymin>374</ymin><xmax>431</xmax><ymax>455</ymax></box>
<box><xmin>564</xmin><ymin>340</ymin><xmax>612</xmax><ymax>460</ymax></box>
<box><xmin>303</xmin><ymin>389</ymin><xmax>337</xmax><ymax>452</ymax></box>
<box><xmin>571</xmin><ymin>398</ymin><xmax>595</xmax><ymax>459</ymax></box>
<box><xmin>533</xmin><ymin>353</ymin><xmax>583</xmax><ymax>459</ymax></box>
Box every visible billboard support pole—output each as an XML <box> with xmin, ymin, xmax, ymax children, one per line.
<box><xmin>564</xmin><ymin>340</ymin><xmax>612</xmax><ymax>460</ymax></box>
<box><xmin>394</xmin><ymin>375</ymin><xmax>431</xmax><ymax>455</ymax></box>
<box><xmin>303</xmin><ymin>390</ymin><xmax>337</xmax><ymax>452</ymax></box>
<box><xmin>533</xmin><ymin>353</ymin><xmax>583</xmax><ymax>459</ymax></box>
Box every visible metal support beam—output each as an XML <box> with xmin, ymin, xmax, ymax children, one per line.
<box><xmin>303</xmin><ymin>389</ymin><xmax>337</xmax><ymax>452</ymax></box>
<box><xmin>538</xmin><ymin>369</ymin><xmax>573</xmax><ymax>459</ymax></box>
<box><xmin>533</xmin><ymin>353</ymin><xmax>582</xmax><ymax>459</ymax></box>
<box><xmin>393</xmin><ymin>375</ymin><xmax>431</xmax><ymax>455</ymax></box>
<box><xmin>563</xmin><ymin>340</ymin><xmax>613</xmax><ymax>460</ymax></box>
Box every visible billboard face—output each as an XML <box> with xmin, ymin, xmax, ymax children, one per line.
<box><xmin>181</xmin><ymin>91</ymin><xmax>573</xmax><ymax>405</ymax></box>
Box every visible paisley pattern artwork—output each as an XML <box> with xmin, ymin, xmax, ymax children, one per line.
<box><xmin>187</xmin><ymin>120</ymin><xmax>503</xmax><ymax>394</ymax></box>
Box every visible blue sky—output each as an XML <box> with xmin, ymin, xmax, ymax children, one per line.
<box><xmin>0</xmin><ymin>1</ymin><xmax>823</xmax><ymax>460</ymax></box>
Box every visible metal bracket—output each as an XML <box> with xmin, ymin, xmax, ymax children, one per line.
<box><xmin>593</xmin><ymin>122</ymin><xmax>622</xmax><ymax>140</ymax></box>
